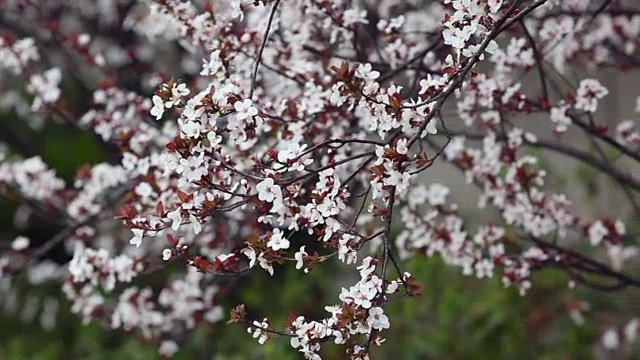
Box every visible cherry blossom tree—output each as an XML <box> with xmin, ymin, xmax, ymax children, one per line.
<box><xmin>0</xmin><ymin>0</ymin><xmax>639</xmax><ymax>358</ymax></box>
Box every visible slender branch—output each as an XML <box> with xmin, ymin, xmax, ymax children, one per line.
<box><xmin>528</xmin><ymin>235</ymin><xmax>640</xmax><ymax>290</ymax></box>
<box><xmin>440</xmin><ymin>130</ymin><xmax>640</xmax><ymax>191</ymax></box>
<box><xmin>248</xmin><ymin>0</ymin><xmax>282</xmax><ymax>99</ymax></box>
<box><xmin>569</xmin><ymin>114</ymin><xmax>640</xmax><ymax>163</ymax></box>
<box><xmin>519</xmin><ymin>19</ymin><xmax>549</xmax><ymax>102</ymax></box>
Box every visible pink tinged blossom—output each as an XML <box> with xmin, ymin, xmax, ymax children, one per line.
<box><xmin>325</xmin><ymin>305</ymin><xmax>341</xmax><ymax>317</ymax></box>
<box><xmin>162</xmin><ymin>249</ymin><xmax>172</xmax><ymax>261</ymax></box>
<box><xmin>367</xmin><ymin>307</ymin><xmax>390</xmax><ymax>330</ymax></box>
<box><xmin>385</xmin><ymin>170</ymin><xmax>408</xmax><ymax>187</ymax></box>
<box><xmin>615</xmin><ymin>120</ymin><xmax>640</xmax><ymax>145</ymax></box>
<box><xmin>614</xmin><ymin>220</ymin><xmax>625</xmax><ymax>236</ymax></box>
<box><xmin>329</xmin><ymin>83</ymin><xmax>347</xmax><ymax>106</ymax></box>
<box><xmin>575</xmin><ymin>79</ymin><xmax>608</xmax><ymax>113</ymax></box>
<box><xmin>462</xmin><ymin>41</ymin><xmax>499</xmax><ymax>60</ymax></box>
<box><xmin>352</xmin><ymin>285</ymin><xmax>375</xmax><ymax>309</ymax></box>
<box><xmin>256</xmin><ymin>177</ymin><xmax>281</xmax><ymax>203</ymax></box>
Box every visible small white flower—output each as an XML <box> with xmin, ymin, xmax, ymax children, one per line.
<box><xmin>386</xmin><ymin>171</ymin><xmax>411</xmax><ymax>193</ymax></box>
<box><xmin>11</xmin><ymin>236</ymin><xmax>30</xmax><ymax>251</ymax></box>
<box><xmin>426</xmin><ymin>183</ymin><xmax>450</xmax><ymax>206</ymax></box>
<box><xmin>171</xmin><ymin>83</ymin><xmax>190</xmax><ymax>98</ymax></box>
<box><xmin>338</xmin><ymin>234</ymin><xmax>358</xmax><ymax>265</ymax></box>
<box><xmin>217</xmin><ymin>253</ymin><xmax>235</xmax><ymax>262</ymax></box>
<box><xmin>485</xmin><ymin>40</ymin><xmax>499</xmax><ymax>54</ymax></box>
<box><xmin>150</xmin><ymin>95</ymin><xmax>165</xmax><ymax>120</ymax></box>
<box><xmin>550</xmin><ymin>103</ymin><xmax>571</xmax><ymax>132</ymax></box>
<box><xmin>422</xmin><ymin>118</ymin><xmax>438</xmax><ymax>136</ymax></box>
<box><xmin>575</xmin><ymin>79</ymin><xmax>608</xmax><ymax>113</ymax></box>
<box><xmin>242</xmin><ymin>247</ymin><xmax>257</xmax><ymax>268</ymax></box>
<box><xmin>180</xmin><ymin>120</ymin><xmax>201</xmax><ymax>138</ymax></box>
<box><xmin>355</xmin><ymin>63</ymin><xmax>380</xmax><ymax>81</ymax></box>
<box><xmin>258</xmin><ymin>253</ymin><xmax>274</xmax><ymax>276</ymax></box>
<box><xmin>386</xmin><ymin>281</ymin><xmax>399</xmax><ymax>294</ymax></box>
<box><xmin>602</xmin><ymin>328</ymin><xmax>619</xmax><ymax>350</ymax></box>
<box><xmin>190</xmin><ymin>214</ymin><xmax>202</xmax><ymax>234</ymax></box>
<box><xmin>28</xmin><ymin>68</ymin><xmax>62</xmax><ymax>110</ymax></box>
<box><xmin>162</xmin><ymin>249</ymin><xmax>172</xmax><ymax>261</ymax></box>
<box><xmin>295</xmin><ymin>246</ymin><xmax>307</xmax><ymax>270</ymax></box>
<box><xmin>396</xmin><ymin>138</ymin><xmax>409</xmax><ymax>155</ymax></box>
<box><xmin>367</xmin><ymin>307</ymin><xmax>390</xmax><ymax>330</ymax></box>
<box><xmin>625</xmin><ymin>319</ymin><xmax>639</xmax><ymax>343</ymax></box>
<box><xmin>256</xmin><ymin>178</ymin><xmax>281</xmax><ymax>203</ymax></box>
<box><xmin>230</xmin><ymin>1</ymin><xmax>244</xmax><ymax>21</ymax></box>
<box><xmin>588</xmin><ymin>221</ymin><xmax>608</xmax><ymax>246</ymax></box>
<box><xmin>234</xmin><ymin>99</ymin><xmax>258</xmax><ymax>120</ymax></box>
<box><xmin>159</xmin><ymin>340</ymin><xmax>179</xmax><ymax>357</ymax></box>
<box><xmin>129</xmin><ymin>228</ymin><xmax>144</xmax><ymax>247</ymax></box>
<box><xmin>488</xmin><ymin>0</ymin><xmax>504</xmax><ymax>13</ymax></box>
<box><xmin>134</xmin><ymin>182</ymin><xmax>154</xmax><ymax>198</ymax></box>
<box><xmin>77</xmin><ymin>33</ymin><xmax>91</xmax><ymax>46</ymax></box>
<box><xmin>267</xmin><ymin>229</ymin><xmax>290</xmax><ymax>251</ymax></box>
<box><xmin>167</xmin><ymin>208</ymin><xmax>182</xmax><ymax>231</ymax></box>
<box><xmin>248</xmin><ymin>319</ymin><xmax>269</xmax><ymax>344</ymax></box>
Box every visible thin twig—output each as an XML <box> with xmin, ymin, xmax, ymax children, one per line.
<box><xmin>248</xmin><ymin>0</ymin><xmax>282</xmax><ymax>99</ymax></box>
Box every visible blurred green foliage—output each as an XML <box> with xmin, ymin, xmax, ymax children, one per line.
<box><xmin>3</xmin><ymin>249</ymin><xmax>639</xmax><ymax>360</ymax></box>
